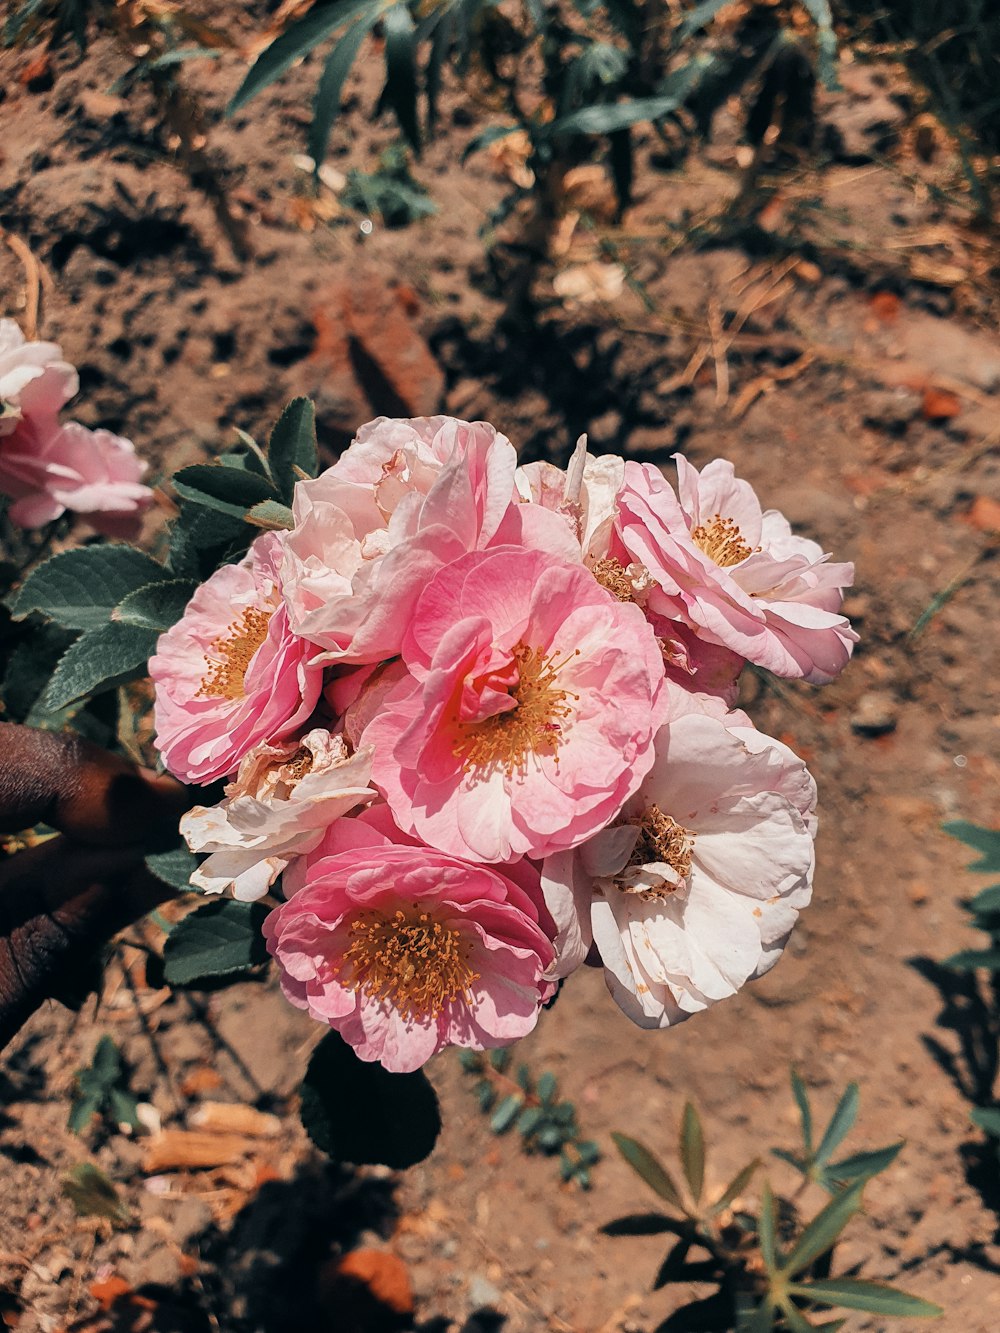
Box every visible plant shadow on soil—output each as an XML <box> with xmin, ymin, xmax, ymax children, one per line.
<box><xmin>911</xmin><ymin>955</ymin><xmax>1000</xmax><ymax>1236</ymax></box>
<box><xmin>76</xmin><ymin>1158</ymin><xmax>505</xmax><ymax>1333</ymax></box>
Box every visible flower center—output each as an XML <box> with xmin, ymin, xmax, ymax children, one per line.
<box><xmin>283</xmin><ymin>745</ymin><xmax>314</xmax><ymax>782</ymax></box>
<box><xmin>616</xmin><ymin>805</ymin><xmax>696</xmax><ymax>900</ymax></box>
<box><xmin>453</xmin><ymin>642</ymin><xmax>576</xmax><ymax>778</ymax></box>
<box><xmin>590</xmin><ymin>556</ymin><xmax>653</xmax><ymax>604</ymax></box>
<box><xmin>197</xmin><ymin>606</ymin><xmax>272</xmax><ymax>700</ymax></box>
<box><xmin>340</xmin><ymin>906</ymin><xmax>480</xmax><ymax>1021</ymax></box>
<box><xmin>691</xmin><ymin>514</ymin><xmax>753</xmax><ymax>567</ymax></box>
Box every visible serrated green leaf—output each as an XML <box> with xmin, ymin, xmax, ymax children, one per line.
<box><xmin>43</xmin><ymin>622</ymin><xmax>157</xmax><ymax>710</ymax></box>
<box><xmin>301</xmin><ymin>1030</ymin><xmax>440</xmax><ymax>1168</ymax></box>
<box><xmin>782</xmin><ymin>1179</ymin><xmax>866</xmax><ymax>1275</ymax></box>
<box><xmin>145</xmin><ymin>844</ymin><xmax>199</xmax><ymax>892</ymax></box>
<box><xmin>490</xmin><ymin>1093</ymin><xmax>523</xmax><ymax>1134</ymax></box>
<box><xmin>758</xmin><ymin>1180</ymin><xmax>779</xmax><ymax>1272</ymax></box>
<box><xmin>116</xmin><ymin>579</ymin><xmax>196</xmax><ymax>631</ymax></box>
<box><xmin>228</xmin><ymin>0</ymin><xmax>382</xmax><ymax>114</ymax></box>
<box><xmin>162</xmin><ymin>899</ymin><xmax>269</xmax><ymax>986</ymax></box>
<box><xmin>944</xmin><ymin>820</ymin><xmax>1000</xmax><ymax>873</ymax></box>
<box><xmin>62</xmin><ymin>1163</ymin><xmax>131</xmax><ymax>1225</ymax></box>
<box><xmin>383</xmin><ymin>4</ymin><xmax>420</xmax><ymax>152</ymax></box>
<box><xmin>970</xmin><ymin>1106</ymin><xmax>1000</xmax><ymax>1136</ymax></box>
<box><xmin>823</xmin><ymin>1141</ymin><xmax>903</xmax><ymax>1190</ymax></box>
<box><xmin>172</xmin><ymin>463</ymin><xmax>277</xmax><ymax>517</ymax></box>
<box><xmin>612</xmin><ymin>1132</ymin><xmax>685</xmax><ymax>1211</ymax></box>
<box><xmin>12</xmin><ymin>546</ymin><xmax>169</xmax><ymax>630</ymax></box>
<box><xmin>711</xmin><ymin>1158</ymin><xmax>761</xmax><ymax>1215</ymax></box>
<box><xmin>267</xmin><ymin>397</ymin><xmax>319</xmax><ymax>503</ymax></box>
<box><xmin>680</xmin><ymin>1102</ymin><xmax>705</xmax><ymax>1204</ymax></box>
<box><xmin>815</xmin><ymin>1083</ymin><xmax>859</xmax><ymax>1165</ymax></box>
<box><xmin>791</xmin><ymin>1069</ymin><xmax>813</xmax><ymax>1154</ymax></box>
<box><xmin>788</xmin><ymin>1277</ymin><xmax>942</xmax><ymax>1318</ymax></box>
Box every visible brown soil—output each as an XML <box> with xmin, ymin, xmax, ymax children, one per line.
<box><xmin>2</xmin><ymin>13</ymin><xmax>1000</xmax><ymax>1333</ymax></box>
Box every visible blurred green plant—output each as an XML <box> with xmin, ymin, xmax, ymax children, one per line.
<box><xmin>343</xmin><ymin>144</ymin><xmax>438</xmax><ymax>227</ymax></box>
<box><xmin>69</xmin><ymin>1034</ymin><xmax>140</xmax><ymax>1135</ymax></box>
<box><xmin>942</xmin><ymin>820</ymin><xmax>1000</xmax><ymax>1142</ymax></box>
<box><xmin>459</xmin><ymin>1046</ymin><xmax>600</xmax><ymax>1187</ymax></box>
<box><xmin>606</xmin><ymin>1075</ymin><xmax>941</xmax><ymax>1330</ymax></box>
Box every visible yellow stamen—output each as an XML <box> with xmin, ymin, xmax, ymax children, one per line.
<box><xmin>591</xmin><ymin>557</ymin><xmax>637</xmax><ymax>602</ymax></box>
<box><xmin>691</xmin><ymin>514</ymin><xmax>754</xmax><ymax>567</ymax></box>
<box><xmin>453</xmin><ymin>643</ymin><xmax>577</xmax><ymax>778</ymax></box>
<box><xmin>339</xmin><ymin>906</ymin><xmax>479</xmax><ymax>1020</ymax></box>
<box><xmin>197</xmin><ymin>606</ymin><xmax>271</xmax><ymax>700</ymax></box>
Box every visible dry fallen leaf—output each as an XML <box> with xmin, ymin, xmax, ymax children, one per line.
<box><xmin>921</xmin><ymin>387</ymin><xmax>962</xmax><ymax>421</ymax></box>
<box><xmin>553</xmin><ymin>262</ymin><xmax>626</xmax><ymax>307</ymax></box>
<box><xmin>142</xmin><ymin>1129</ymin><xmax>260</xmax><ymax>1173</ymax></box>
<box><xmin>88</xmin><ymin>1275</ymin><xmax>132</xmax><ymax>1313</ymax></box>
<box><xmin>333</xmin><ymin>1249</ymin><xmax>414</xmax><ymax>1316</ymax></box>
<box><xmin>189</xmin><ymin>1102</ymin><xmax>282</xmax><ymax>1138</ymax></box>
<box><xmin>965</xmin><ymin>495</ymin><xmax>1000</xmax><ymax>534</ymax></box>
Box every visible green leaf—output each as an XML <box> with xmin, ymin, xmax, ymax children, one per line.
<box><xmin>549</xmin><ymin>55</ymin><xmax>715</xmax><ymax>137</ymax></box>
<box><xmin>814</xmin><ymin>1083</ymin><xmax>859</xmax><ymax>1165</ymax></box>
<box><xmin>536</xmin><ymin>1070</ymin><xmax>557</xmax><ymax>1104</ymax></box>
<box><xmin>944</xmin><ymin>820</ymin><xmax>1000</xmax><ymax>873</ymax></box>
<box><xmin>735</xmin><ymin>1297</ymin><xmax>775</xmax><ymax>1333</ymax></box>
<box><xmin>116</xmin><ymin>579</ymin><xmax>196</xmax><ymax>631</ymax></box>
<box><xmin>246</xmin><ymin>500</ymin><xmax>295</xmax><ymax>531</ymax></box>
<box><xmin>970</xmin><ymin>1106</ymin><xmax>1000</xmax><ymax>1137</ymax></box>
<box><xmin>300</xmin><ymin>1030</ymin><xmax>440</xmax><ymax>1168</ymax></box>
<box><xmin>383</xmin><ymin>3</ymin><xmax>420</xmax><ymax>152</ymax></box>
<box><xmin>679</xmin><ymin>1102</ymin><xmax>705</xmax><ymax>1204</ymax></box>
<box><xmin>490</xmin><ymin>1093</ymin><xmax>523</xmax><ymax>1134</ymax></box>
<box><xmin>308</xmin><ymin>16</ymin><xmax>379</xmax><ymax>168</ymax></box>
<box><xmin>772</xmin><ymin>1148</ymin><xmax>808</xmax><ymax>1176</ymax></box>
<box><xmin>777</xmin><ymin>1299</ymin><xmax>817</xmax><ymax>1333</ymax></box>
<box><xmin>711</xmin><ymin>1158</ymin><xmax>761</xmax><ymax>1215</ymax></box>
<box><xmin>823</xmin><ymin>1142</ymin><xmax>903</xmax><ymax>1190</ymax></box>
<box><xmin>791</xmin><ymin>1069</ymin><xmax>813</xmax><ymax>1154</ymax></box>
<box><xmin>945</xmin><ymin>947</ymin><xmax>1000</xmax><ymax>971</ymax></box>
<box><xmin>782</xmin><ymin>1179</ymin><xmax>866</xmax><ymax>1275</ymax></box>
<box><xmin>61</xmin><ymin>1163</ymin><xmax>131</xmax><ymax>1226</ymax></box>
<box><xmin>43</xmin><ymin>622</ymin><xmax>157</xmax><ymax>710</ymax></box>
<box><xmin>267</xmin><ymin>397</ymin><xmax>319</xmax><ymax>503</ymax></box>
<box><xmin>162</xmin><ymin>899</ymin><xmax>269</xmax><ymax>986</ymax></box>
<box><xmin>518</xmin><ymin>1106</ymin><xmax>544</xmax><ymax>1137</ymax></box>
<box><xmin>612</xmin><ymin>1132</ymin><xmax>685</xmax><ymax>1211</ymax></box>
<box><xmin>228</xmin><ymin>0</ymin><xmax>383</xmax><ymax>113</ymax></box>
<box><xmin>108</xmin><ymin>1087</ymin><xmax>140</xmax><ymax>1131</ymax></box>
<box><xmin>969</xmin><ymin>884</ymin><xmax>1000</xmax><ymax>914</ymax></box>
<box><xmin>12</xmin><ymin>545</ymin><xmax>170</xmax><ymax>630</ymax></box>
<box><xmin>758</xmin><ymin>1180</ymin><xmax>779</xmax><ymax>1272</ymax></box>
<box><xmin>678</xmin><ymin>0</ymin><xmax>735</xmax><ymax>39</ymax></box>
<box><xmin>172</xmin><ymin>463</ymin><xmax>277</xmax><ymax>518</ymax></box>
<box><xmin>788</xmin><ymin>1277</ymin><xmax>943</xmax><ymax>1318</ymax></box>
<box><xmin>145</xmin><ymin>845</ymin><xmax>199</xmax><ymax>892</ymax></box>
<box><xmin>68</xmin><ymin>1092</ymin><xmax>102</xmax><ymax>1135</ymax></box>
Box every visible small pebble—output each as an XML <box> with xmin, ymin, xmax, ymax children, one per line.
<box><xmin>850</xmin><ymin>691</ymin><xmax>898</xmax><ymax>737</ymax></box>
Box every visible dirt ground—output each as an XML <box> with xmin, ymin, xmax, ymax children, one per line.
<box><xmin>1</xmin><ymin>10</ymin><xmax>1000</xmax><ymax>1332</ymax></box>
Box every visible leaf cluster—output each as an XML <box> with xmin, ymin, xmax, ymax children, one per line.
<box><xmin>941</xmin><ymin>820</ymin><xmax>1000</xmax><ymax>1141</ymax></box>
<box><xmin>607</xmin><ymin>1075</ymin><xmax>941</xmax><ymax>1331</ymax></box>
<box><xmin>68</xmin><ymin>1035</ymin><xmax>139</xmax><ymax>1136</ymax></box>
<box><xmin>458</xmin><ymin>1046</ymin><xmax>599</xmax><ymax>1188</ymax></box>
<box><xmin>229</xmin><ymin>0</ymin><xmax>842</xmax><ymax>226</ymax></box>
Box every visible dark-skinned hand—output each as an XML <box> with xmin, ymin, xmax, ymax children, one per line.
<box><xmin>0</xmin><ymin>722</ymin><xmax>191</xmax><ymax>1052</ymax></box>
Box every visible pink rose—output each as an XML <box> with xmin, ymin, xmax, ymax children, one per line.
<box><xmin>614</xmin><ymin>455</ymin><xmax>857</xmax><ymax>683</ymax></box>
<box><xmin>150</xmin><ymin>533</ymin><xmax>325</xmax><ymax>784</ymax></box>
<box><xmin>181</xmin><ymin>729</ymin><xmax>376</xmax><ymax>901</ymax></box>
<box><xmin>363</xmin><ymin>545</ymin><xmax>667</xmax><ymax>863</ymax></box>
<box><xmin>264</xmin><ymin>805</ymin><xmax>556</xmax><ymax>1072</ymax></box>
<box><xmin>0</xmin><ymin>318</ymin><xmax>77</xmax><ymax>439</ymax></box>
<box><xmin>0</xmin><ymin>421</ymin><xmax>153</xmax><ymax>538</ymax></box>
<box><xmin>541</xmin><ymin>680</ymin><xmax>817</xmax><ymax>1027</ymax></box>
<box><xmin>281</xmin><ymin>415</ymin><xmax>518</xmax><ymax>662</ymax></box>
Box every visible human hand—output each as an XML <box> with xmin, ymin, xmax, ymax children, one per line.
<box><xmin>0</xmin><ymin>723</ymin><xmax>191</xmax><ymax>1051</ymax></box>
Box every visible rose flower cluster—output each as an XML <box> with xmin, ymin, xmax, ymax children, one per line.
<box><xmin>0</xmin><ymin>320</ymin><xmax>153</xmax><ymax>537</ymax></box>
<box><xmin>151</xmin><ymin>417</ymin><xmax>856</xmax><ymax>1073</ymax></box>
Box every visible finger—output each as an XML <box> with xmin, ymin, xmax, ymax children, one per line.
<box><xmin>0</xmin><ymin>723</ymin><xmax>191</xmax><ymax>847</ymax></box>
